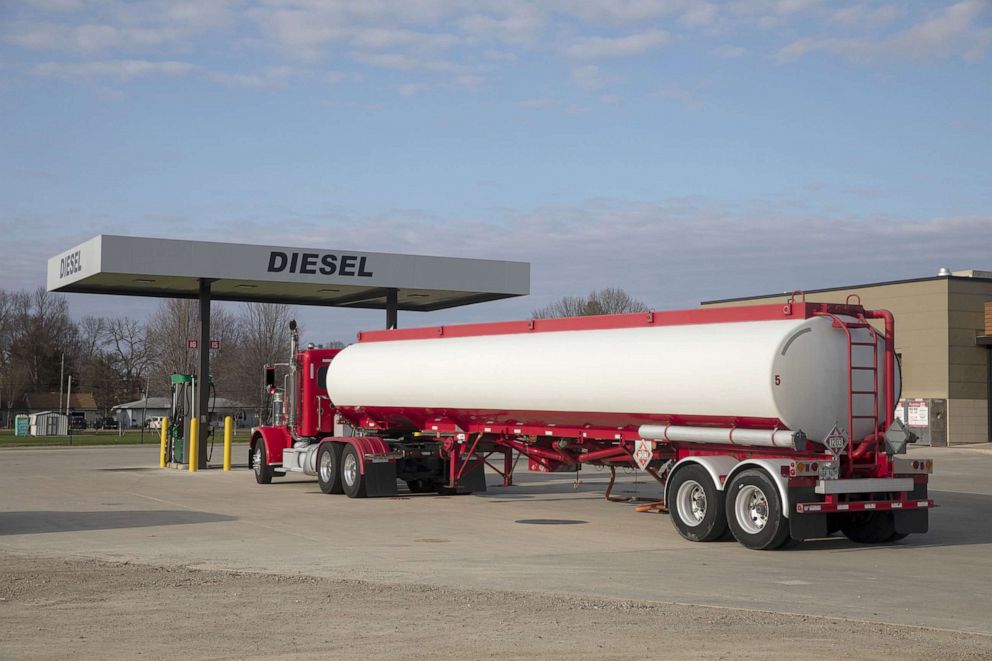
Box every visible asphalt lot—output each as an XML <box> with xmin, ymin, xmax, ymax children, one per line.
<box><xmin>1</xmin><ymin>442</ymin><xmax>991</xmax><ymax>635</ymax></box>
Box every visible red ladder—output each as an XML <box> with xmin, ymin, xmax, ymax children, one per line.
<box><xmin>815</xmin><ymin>310</ymin><xmax>881</xmax><ymax>466</ymax></box>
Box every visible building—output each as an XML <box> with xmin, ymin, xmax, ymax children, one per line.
<box><xmin>21</xmin><ymin>392</ymin><xmax>99</xmax><ymax>427</ymax></box>
<box><xmin>702</xmin><ymin>269</ymin><xmax>992</xmax><ymax>447</ymax></box>
<box><xmin>29</xmin><ymin>411</ymin><xmax>68</xmax><ymax>436</ymax></box>
<box><xmin>112</xmin><ymin>396</ymin><xmax>255</xmax><ymax>428</ymax></box>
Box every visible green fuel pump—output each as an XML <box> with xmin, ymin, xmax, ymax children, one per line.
<box><xmin>167</xmin><ymin>373</ymin><xmax>194</xmax><ymax>464</ymax></box>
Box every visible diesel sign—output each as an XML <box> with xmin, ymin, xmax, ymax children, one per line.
<box><xmin>267</xmin><ymin>251</ymin><xmax>374</xmax><ymax>278</ymax></box>
<box><xmin>59</xmin><ymin>250</ymin><xmax>82</xmax><ymax>279</ymax></box>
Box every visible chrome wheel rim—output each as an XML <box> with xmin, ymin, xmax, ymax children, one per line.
<box><xmin>343</xmin><ymin>453</ymin><xmax>358</xmax><ymax>487</ymax></box>
<box><xmin>253</xmin><ymin>447</ymin><xmax>262</xmax><ymax>475</ymax></box>
<box><xmin>676</xmin><ymin>480</ymin><xmax>707</xmax><ymax>527</ymax></box>
<box><xmin>735</xmin><ymin>485</ymin><xmax>769</xmax><ymax>534</ymax></box>
<box><xmin>319</xmin><ymin>449</ymin><xmax>333</xmax><ymax>483</ymax></box>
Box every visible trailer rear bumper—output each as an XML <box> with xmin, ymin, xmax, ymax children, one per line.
<box><xmin>796</xmin><ymin>499</ymin><xmax>934</xmax><ymax>514</ymax></box>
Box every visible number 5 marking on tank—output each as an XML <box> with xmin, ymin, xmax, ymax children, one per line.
<box><xmin>774</xmin><ymin>375</ymin><xmax>781</xmax><ymax>386</ymax></box>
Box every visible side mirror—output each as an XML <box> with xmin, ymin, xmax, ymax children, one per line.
<box><xmin>264</xmin><ymin>365</ymin><xmax>276</xmax><ymax>393</ymax></box>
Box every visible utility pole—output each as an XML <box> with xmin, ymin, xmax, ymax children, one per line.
<box><xmin>58</xmin><ymin>353</ymin><xmax>64</xmax><ymax>411</ymax></box>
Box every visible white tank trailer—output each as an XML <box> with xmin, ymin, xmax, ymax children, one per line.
<box><xmin>327</xmin><ymin>315</ymin><xmax>899</xmax><ymax>448</ymax></box>
<box><xmin>252</xmin><ymin>300</ymin><xmax>932</xmax><ymax>550</ymax></box>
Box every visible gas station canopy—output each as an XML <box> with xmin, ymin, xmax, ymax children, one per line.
<box><xmin>47</xmin><ymin>235</ymin><xmax>530</xmax><ymax>468</ymax></box>
<box><xmin>47</xmin><ymin>235</ymin><xmax>530</xmax><ymax>311</ymax></box>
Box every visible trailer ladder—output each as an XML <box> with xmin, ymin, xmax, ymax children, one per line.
<box><xmin>816</xmin><ymin>303</ymin><xmax>882</xmax><ymax>471</ymax></box>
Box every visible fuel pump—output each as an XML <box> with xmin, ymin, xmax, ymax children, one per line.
<box><xmin>167</xmin><ymin>372</ymin><xmax>217</xmax><ymax>465</ymax></box>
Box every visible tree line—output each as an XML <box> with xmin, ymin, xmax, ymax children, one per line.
<box><xmin>0</xmin><ymin>288</ymin><xmax>299</xmax><ymax>425</ymax></box>
<box><xmin>0</xmin><ymin>286</ymin><xmax>647</xmax><ymax>426</ymax></box>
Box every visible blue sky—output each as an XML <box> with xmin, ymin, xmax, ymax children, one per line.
<box><xmin>1</xmin><ymin>0</ymin><xmax>990</xmax><ymax>343</ymax></box>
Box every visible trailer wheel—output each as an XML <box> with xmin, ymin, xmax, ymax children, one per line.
<box><xmin>253</xmin><ymin>442</ymin><xmax>273</xmax><ymax>485</ymax></box>
<box><xmin>317</xmin><ymin>443</ymin><xmax>344</xmax><ymax>495</ymax></box>
<box><xmin>667</xmin><ymin>465</ymin><xmax>728</xmax><ymax>542</ymax></box>
<box><xmin>841</xmin><ymin>511</ymin><xmax>898</xmax><ymax>544</ymax></box>
<box><xmin>341</xmin><ymin>444</ymin><xmax>367</xmax><ymax>498</ymax></box>
<box><xmin>726</xmin><ymin>469</ymin><xmax>790</xmax><ymax>550</ymax></box>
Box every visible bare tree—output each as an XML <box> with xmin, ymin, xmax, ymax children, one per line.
<box><xmin>234</xmin><ymin>303</ymin><xmax>296</xmax><ymax>420</ymax></box>
<box><xmin>532</xmin><ymin>288</ymin><xmax>648</xmax><ymax>319</ymax></box>
<box><xmin>145</xmin><ymin>299</ymin><xmax>240</xmax><ymax>403</ymax></box>
<box><xmin>104</xmin><ymin>317</ymin><xmax>151</xmax><ymax>398</ymax></box>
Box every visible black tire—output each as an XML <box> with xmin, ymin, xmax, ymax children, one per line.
<box><xmin>316</xmin><ymin>443</ymin><xmax>344</xmax><ymax>495</ymax></box>
<box><xmin>841</xmin><ymin>511</ymin><xmax>898</xmax><ymax>544</ymax></box>
<box><xmin>406</xmin><ymin>479</ymin><xmax>435</xmax><ymax>494</ymax></box>
<box><xmin>253</xmin><ymin>441</ymin><xmax>273</xmax><ymax>485</ymax></box>
<box><xmin>667</xmin><ymin>465</ymin><xmax>728</xmax><ymax>542</ymax></box>
<box><xmin>341</xmin><ymin>444</ymin><xmax>367</xmax><ymax>499</ymax></box>
<box><xmin>725</xmin><ymin>469</ymin><xmax>791</xmax><ymax>550</ymax></box>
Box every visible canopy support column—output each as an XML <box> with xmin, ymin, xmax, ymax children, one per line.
<box><xmin>195</xmin><ymin>279</ymin><xmax>212</xmax><ymax>469</ymax></box>
<box><xmin>386</xmin><ymin>288</ymin><xmax>398</xmax><ymax>329</ymax></box>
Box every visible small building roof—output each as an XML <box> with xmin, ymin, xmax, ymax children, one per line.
<box><xmin>48</xmin><ymin>235</ymin><xmax>530</xmax><ymax>311</ymax></box>
<box><xmin>113</xmin><ymin>396</ymin><xmax>248</xmax><ymax>410</ymax></box>
<box><xmin>23</xmin><ymin>392</ymin><xmax>97</xmax><ymax>410</ymax></box>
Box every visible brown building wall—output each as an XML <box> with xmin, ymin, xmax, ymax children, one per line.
<box><xmin>702</xmin><ymin>276</ymin><xmax>992</xmax><ymax>446</ymax></box>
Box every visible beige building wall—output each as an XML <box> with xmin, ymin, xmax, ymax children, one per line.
<box><xmin>946</xmin><ymin>278</ymin><xmax>992</xmax><ymax>444</ymax></box>
<box><xmin>702</xmin><ymin>276</ymin><xmax>992</xmax><ymax>446</ymax></box>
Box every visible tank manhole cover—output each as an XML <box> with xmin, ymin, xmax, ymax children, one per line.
<box><xmin>515</xmin><ymin>519</ymin><xmax>588</xmax><ymax>525</ymax></box>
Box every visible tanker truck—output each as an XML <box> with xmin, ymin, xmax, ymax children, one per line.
<box><xmin>249</xmin><ymin>295</ymin><xmax>932</xmax><ymax>550</ymax></box>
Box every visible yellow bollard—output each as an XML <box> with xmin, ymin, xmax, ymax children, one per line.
<box><xmin>223</xmin><ymin>416</ymin><xmax>233</xmax><ymax>471</ymax></box>
<box><xmin>160</xmin><ymin>417</ymin><xmax>169</xmax><ymax>468</ymax></box>
<box><xmin>189</xmin><ymin>418</ymin><xmax>199</xmax><ymax>472</ymax></box>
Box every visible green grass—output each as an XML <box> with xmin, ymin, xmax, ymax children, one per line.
<box><xmin>0</xmin><ymin>428</ymin><xmax>253</xmax><ymax>447</ymax></box>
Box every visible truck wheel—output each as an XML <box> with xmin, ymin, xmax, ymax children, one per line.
<box><xmin>253</xmin><ymin>442</ymin><xmax>273</xmax><ymax>485</ymax></box>
<box><xmin>667</xmin><ymin>465</ymin><xmax>728</xmax><ymax>542</ymax></box>
<box><xmin>341</xmin><ymin>445</ymin><xmax>367</xmax><ymax>498</ymax></box>
<box><xmin>317</xmin><ymin>443</ymin><xmax>344</xmax><ymax>495</ymax></box>
<box><xmin>726</xmin><ymin>469</ymin><xmax>790</xmax><ymax>550</ymax></box>
<box><xmin>841</xmin><ymin>511</ymin><xmax>898</xmax><ymax>544</ymax></box>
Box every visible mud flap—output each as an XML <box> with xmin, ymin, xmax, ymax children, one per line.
<box><xmin>894</xmin><ymin>483</ymin><xmax>929</xmax><ymax>535</ymax></box>
<box><xmin>789</xmin><ymin>486</ymin><xmax>828</xmax><ymax>541</ymax></box>
<box><xmin>438</xmin><ymin>461</ymin><xmax>488</xmax><ymax>495</ymax></box>
<box><xmin>364</xmin><ymin>461</ymin><xmax>398</xmax><ymax>498</ymax></box>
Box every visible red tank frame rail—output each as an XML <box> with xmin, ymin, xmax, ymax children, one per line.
<box><xmin>355</xmin><ymin>301</ymin><xmax>870</xmax><ymax>343</ymax></box>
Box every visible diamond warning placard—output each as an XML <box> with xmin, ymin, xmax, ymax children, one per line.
<box><xmin>633</xmin><ymin>440</ymin><xmax>653</xmax><ymax>470</ymax></box>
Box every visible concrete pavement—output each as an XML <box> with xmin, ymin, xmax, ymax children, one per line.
<box><xmin>1</xmin><ymin>443</ymin><xmax>990</xmax><ymax>634</ymax></box>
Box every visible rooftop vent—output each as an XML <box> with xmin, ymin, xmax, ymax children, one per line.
<box><xmin>937</xmin><ymin>267</ymin><xmax>951</xmax><ymax>276</ymax></box>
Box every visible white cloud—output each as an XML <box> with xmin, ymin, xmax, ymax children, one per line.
<box><xmin>33</xmin><ymin>59</ymin><xmax>197</xmax><ymax>81</ymax></box>
<box><xmin>830</xmin><ymin>4</ymin><xmax>902</xmax><ymax>27</ymax></box>
<box><xmin>654</xmin><ymin>85</ymin><xmax>704</xmax><ymax>109</ymax></box>
<box><xmin>680</xmin><ymin>3</ymin><xmax>718</xmax><ymax>28</ymax></box>
<box><xmin>775</xmin><ymin>0</ymin><xmax>991</xmax><ymax>63</ymax></box>
<box><xmin>3</xmin><ymin>0</ymin><xmax>989</xmax><ymax>96</ymax></box>
<box><xmin>563</xmin><ymin>30</ymin><xmax>670</xmax><ymax>59</ymax></box>
<box><xmin>570</xmin><ymin>64</ymin><xmax>618</xmax><ymax>90</ymax></box>
<box><xmin>715</xmin><ymin>44</ymin><xmax>747</xmax><ymax>57</ymax></box>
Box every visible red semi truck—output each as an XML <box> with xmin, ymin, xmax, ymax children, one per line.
<box><xmin>250</xmin><ymin>297</ymin><xmax>932</xmax><ymax>550</ymax></box>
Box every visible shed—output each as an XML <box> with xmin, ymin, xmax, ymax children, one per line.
<box><xmin>29</xmin><ymin>411</ymin><xmax>68</xmax><ymax>436</ymax></box>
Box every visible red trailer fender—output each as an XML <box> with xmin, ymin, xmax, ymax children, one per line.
<box><xmin>251</xmin><ymin>426</ymin><xmax>293</xmax><ymax>467</ymax></box>
<box><xmin>321</xmin><ymin>436</ymin><xmax>392</xmax><ymax>474</ymax></box>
